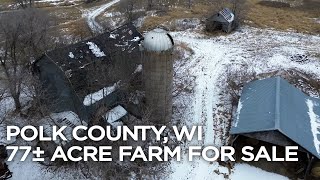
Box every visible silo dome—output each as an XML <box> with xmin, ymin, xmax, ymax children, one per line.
<box><xmin>142</xmin><ymin>28</ymin><xmax>174</xmax><ymax>52</ymax></box>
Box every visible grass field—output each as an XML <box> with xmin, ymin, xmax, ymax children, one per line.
<box><xmin>247</xmin><ymin>0</ymin><xmax>320</xmax><ymax>34</ymax></box>
<box><xmin>142</xmin><ymin>0</ymin><xmax>320</xmax><ymax>34</ymax></box>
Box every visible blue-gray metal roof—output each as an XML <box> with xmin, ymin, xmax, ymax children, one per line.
<box><xmin>231</xmin><ymin>76</ymin><xmax>320</xmax><ymax>159</ymax></box>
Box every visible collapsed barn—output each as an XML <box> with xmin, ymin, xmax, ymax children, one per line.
<box><xmin>33</xmin><ymin>23</ymin><xmax>143</xmax><ymax>125</ymax></box>
<box><xmin>32</xmin><ymin>24</ymin><xmax>175</xmax><ymax>152</ymax></box>
<box><xmin>205</xmin><ymin>8</ymin><xmax>237</xmax><ymax>33</ymax></box>
<box><xmin>231</xmin><ymin>76</ymin><xmax>320</xmax><ymax>179</ymax></box>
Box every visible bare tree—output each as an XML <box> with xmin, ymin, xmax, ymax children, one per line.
<box><xmin>187</xmin><ymin>0</ymin><xmax>192</xmax><ymax>9</ymax></box>
<box><xmin>147</xmin><ymin>0</ymin><xmax>153</xmax><ymax>10</ymax></box>
<box><xmin>229</xmin><ymin>0</ymin><xmax>248</xmax><ymax>24</ymax></box>
<box><xmin>119</xmin><ymin>0</ymin><xmax>137</xmax><ymax>22</ymax></box>
<box><xmin>0</xmin><ymin>8</ymin><xmax>54</xmax><ymax>111</ymax></box>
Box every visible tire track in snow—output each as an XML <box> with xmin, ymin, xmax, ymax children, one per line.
<box><xmin>177</xmin><ymin>38</ymin><xmax>227</xmax><ymax>146</ymax></box>
<box><xmin>84</xmin><ymin>0</ymin><xmax>120</xmax><ymax>33</ymax></box>
<box><xmin>171</xmin><ymin>33</ymin><xmax>230</xmax><ymax>179</ymax></box>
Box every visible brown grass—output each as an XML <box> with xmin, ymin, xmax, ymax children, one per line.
<box><xmin>57</xmin><ymin>18</ymin><xmax>92</xmax><ymax>39</ymax></box>
<box><xmin>0</xmin><ymin>0</ymin><xmax>13</xmax><ymax>10</ymax></box>
<box><xmin>0</xmin><ymin>0</ymin><xmax>12</xmax><ymax>3</ymax></box>
<box><xmin>142</xmin><ymin>0</ymin><xmax>320</xmax><ymax>34</ymax></box>
<box><xmin>44</xmin><ymin>6</ymin><xmax>83</xmax><ymax>25</ymax></box>
<box><xmin>246</xmin><ymin>0</ymin><xmax>320</xmax><ymax>34</ymax></box>
<box><xmin>142</xmin><ymin>4</ymin><xmax>212</xmax><ymax>31</ymax></box>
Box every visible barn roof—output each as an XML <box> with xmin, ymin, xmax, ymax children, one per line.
<box><xmin>44</xmin><ymin>23</ymin><xmax>142</xmax><ymax>73</ymax></box>
<box><xmin>35</xmin><ymin>23</ymin><xmax>143</xmax><ymax>99</ymax></box>
<box><xmin>231</xmin><ymin>76</ymin><xmax>320</xmax><ymax>159</ymax></box>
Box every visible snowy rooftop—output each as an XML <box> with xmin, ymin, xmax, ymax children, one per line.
<box><xmin>231</xmin><ymin>77</ymin><xmax>320</xmax><ymax>159</ymax></box>
<box><xmin>40</xmin><ymin>23</ymin><xmax>142</xmax><ymax>73</ymax></box>
<box><xmin>83</xmin><ymin>81</ymin><xmax>119</xmax><ymax>106</ymax></box>
<box><xmin>34</xmin><ymin>23</ymin><xmax>142</xmax><ymax>99</ymax></box>
<box><xmin>105</xmin><ymin>105</ymin><xmax>127</xmax><ymax>127</ymax></box>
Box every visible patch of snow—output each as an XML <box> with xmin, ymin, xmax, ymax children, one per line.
<box><xmin>234</xmin><ymin>100</ymin><xmax>243</xmax><ymax>127</ymax></box>
<box><xmin>218</xmin><ymin>166</ymin><xmax>229</xmax><ymax>174</ymax></box>
<box><xmin>169</xmin><ymin>159</ymin><xmax>224</xmax><ymax>180</ymax></box>
<box><xmin>7</xmin><ymin>149</ymin><xmax>90</xmax><ymax>180</ymax></box>
<box><xmin>104</xmin><ymin>11</ymin><xmax>121</xmax><ymax>17</ymax></box>
<box><xmin>105</xmin><ymin>105</ymin><xmax>127</xmax><ymax>127</ymax></box>
<box><xmin>173</xmin><ymin>18</ymin><xmax>201</xmax><ymax>31</ymax></box>
<box><xmin>131</xmin><ymin>36</ymin><xmax>141</xmax><ymax>42</ymax></box>
<box><xmin>35</xmin><ymin>0</ymin><xmax>81</xmax><ymax>6</ymax></box>
<box><xmin>133</xmin><ymin>16</ymin><xmax>146</xmax><ymax>28</ymax></box>
<box><xmin>109</xmin><ymin>33</ymin><xmax>118</xmax><ymax>39</ymax></box>
<box><xmin>0</xmin><ymin>96</ymin><xmax>19</xmax><ymax>145</ymax></box>
<box><xmin>306</xmin><ymin>99</ymin><xmax>320</xmax><ymax>154</ymax></box>
<box><xmin>230</xmin><ymin>163</ymin><xmax>289</xmax><ymax>180</ymax></box>
<box><xmin>38</xmin><ymin>111</ymin><xmax>87</xmax><ymax>145</ymax></box>
<box><xmin>83</xmin><ymin>82</ymin><xmax>119</xmax><ymax>106</ymax></box>
<box><xmin>68</xmin><ymin>52</ymin><xmax>75</xmax><ymax>58</ymax></box>
<box><xmin>0</xmin><ymin>96</ymin><xmax>15</xmax><ymax>121</ymax></box>
<box><xmin>133</xmin><ymin>64</ymin><xmax>142</xmax><ymax>74</ymax></box>
<box><xmin>86</xmin><ymin>41</ymin><xmax>106</xmax><ymax>57</ymax></box>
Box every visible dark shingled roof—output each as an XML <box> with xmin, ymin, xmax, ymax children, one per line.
<box><xmin>231</xmin><ymin>77</ymin><xmax>320</xmax><ymax>159</ymax></box>
<box><xmin>46</xmin><ymin>23</ymin><xmax>142</xmax><ymax>71</ymax></box>
<box><xmin>36</xmin><ymin>23</ymin><xmax>143</xmax><ymax>99</ymax></box>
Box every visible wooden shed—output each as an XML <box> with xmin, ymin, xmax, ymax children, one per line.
<box><xmin>205</xmin><ymin>8</ymin><xmax>237</xmax><ymax>33</ymax></box>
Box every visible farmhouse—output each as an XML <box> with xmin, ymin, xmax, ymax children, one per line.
<box><xmin>231</xmin><ymin>76</ymin><xmax>320</xmax><ymax>178</ymax></box>
<box><xmin>33</xmin><ymin>23</ymin><xmax>143</xmax><ymax>123</ymax></box>
<box><xmin>205</xmin><ymin>8</ymin><xmax>237</xmax><ymax>33</ymax></box>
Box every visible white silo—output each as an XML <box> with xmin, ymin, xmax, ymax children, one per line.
<box><xmin>142</xmin><ymin>28</ymin><xmax>174</xmax><ymax>124</ymax></box>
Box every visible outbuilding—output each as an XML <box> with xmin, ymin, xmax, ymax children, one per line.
<box><xmin>205</xmin><ymin>8</ymin><xmax>237</xmax><ymax>33</ymax></box>
<box><xmin>230</xmin><ymin>76</ymin><xmax>320</xmax><ymax>178</ymax></box>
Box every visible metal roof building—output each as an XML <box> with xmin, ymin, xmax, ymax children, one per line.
<box><xmin>231</xmin><ymin>76</ymin><xmax>320</xmax><ymax>159</ymax></box>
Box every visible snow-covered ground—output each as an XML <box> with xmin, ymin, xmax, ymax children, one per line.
<box><xmin>165</xmin><ymin>26</ymin><xmax>320</xmax><ymax>179</ymax></box>
<box><xmin>7</xmin><ymin>150</ymin><xmax>89</xmax><ymax>180</ymax></box>
<box><xmin>1</xmin><ymin>25</ymin><xmax>319</xmax><ymax>179</ymax></box>
<box><xmin>83</xmin><ymin>0</ymin><xmax>120</xmax><ymax>33</ymax></box>
<box><xmin>35</xmin><ymin>0</ymin><xmax>82</xmax><ymax>6</ymax></box>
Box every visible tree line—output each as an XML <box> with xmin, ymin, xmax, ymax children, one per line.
<box><xmin>0</xmin><ymin>7</ymin><xmax>55</xmax><ymax>112</ymax></box>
